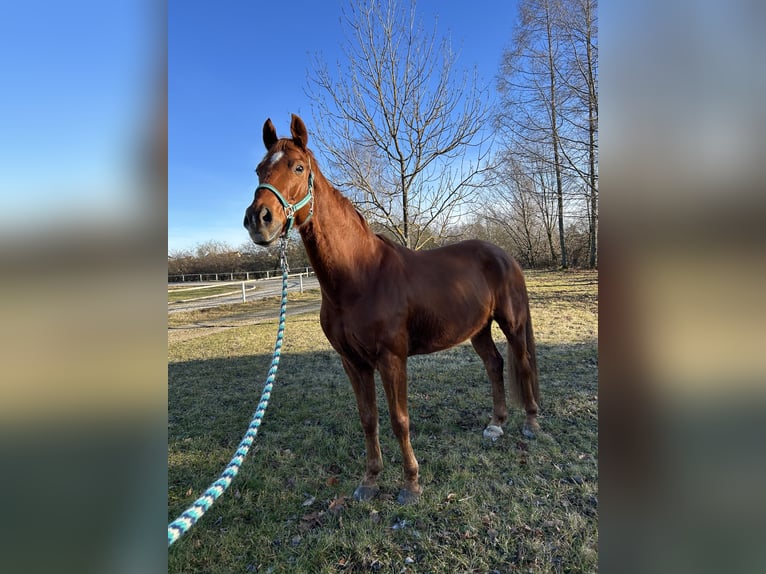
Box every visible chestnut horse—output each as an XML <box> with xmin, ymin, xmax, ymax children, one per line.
<box><xmin>244</xmin><ymin>114</ymin><xmax>539</xmax><ymax>504</ymax></box>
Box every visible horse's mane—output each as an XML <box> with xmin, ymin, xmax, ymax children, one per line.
<box><xmin>302</xmin><ymin>146</ymin><xmax>373</xmax><ymax>235</ymax></box>
<box><xmin>272</xmin><ymin>137</ymin><xmax>375</xmax><ymax>239</ymax></box>
<box><xmin>375</xmin><ymin>233</ymin><xmax>398</xmax><ymax>249</ymax></box>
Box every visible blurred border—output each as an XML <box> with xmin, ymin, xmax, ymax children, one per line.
<box><xmin>0</xmin><ymin>2</ymin><xmax>168</xmax><ymax>573</ymax></box>
<box><xmin>601</xmin><ymin>1</ymin><xmax>766</xmax><ymax>572</ymax></box>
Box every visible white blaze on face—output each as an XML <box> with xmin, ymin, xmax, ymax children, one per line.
<box><xmin>259</xmin><ymin>150</ymin><xmax>285</xmax><ymax>169</ymax></box>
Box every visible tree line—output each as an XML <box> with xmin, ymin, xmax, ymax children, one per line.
<box><xmin>170</xmin><ymin>0</ymin><xmax>597</xmax><ymax>276</ymax></box>
<box><xmin>169</xmin><ymin>214</ymin><xmax>591</xmax><ymax>278</ymax></box>
<box><xmin>168</xmin><ymin>240</ymin><xmax>311</xmax><ymax>278</ymax></box>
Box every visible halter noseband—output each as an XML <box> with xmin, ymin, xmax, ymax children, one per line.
<box><xmin>255</xmin><ymin>168</ymin><xmax>315</xmax><ymax>237</ymax></box>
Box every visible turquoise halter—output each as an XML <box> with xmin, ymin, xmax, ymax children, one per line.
<box><xmin>255</xmin><ymin>170</ymin><xmax>314</xmax><ymax>236</ymax></box>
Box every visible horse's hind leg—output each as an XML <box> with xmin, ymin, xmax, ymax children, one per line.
<box><xmin>496</xmin><ymin>314</ymin><xmax>540</xmax><ymax>439</ymax></box>
<box><xmin>471</xmin><ymin>323</ymin><xmax>508</xmax><ymax>440</ymax></box>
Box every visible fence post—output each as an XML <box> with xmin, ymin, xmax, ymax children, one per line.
<box><xmin>300</xmin><ymin>274</ymin><xmax>304</xmax><ymax>294</ymax></box>
<box><xmin>242</xmin><ymin>281</ymin><xmax>246</xmax><ymax>303</ymax></box>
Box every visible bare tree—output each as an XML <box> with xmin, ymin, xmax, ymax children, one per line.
<box><xmin>307</xmin><ymin>0</ymin><xmax>492</xmax><ymax>249</ymax></box>
<box><xmin>497</xmin><ymin>0</ymin><xmax>576</xmax><ymax>268</ymax></box>
<box><xmin>496</xmin><ymin>172</ymin><xmax>540</xmax><ymax>267</ymax></box>
<box><xmin>486</xmin><ymin>151</ymin><xmax>559</xmax><ymax>267</ymax></box>
<box><xmin>530</xmin><ymin>154</ymin><xmax>561</xmax><ymax>265</ymax></box>
<box><xmin>561</xmin><ymin>0</ymin><xmax>598</xmax><ymax>268</ymax></box>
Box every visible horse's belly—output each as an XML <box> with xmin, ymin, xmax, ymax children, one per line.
<box><xmin>407</xmin><ymin>310</ymin><xmax>485</xmax><ymax>355</ymax></box>
<box><xmin>408</xmin><ymin>338</ymin><xmax>459</xmax><ymax>356</ymax></box>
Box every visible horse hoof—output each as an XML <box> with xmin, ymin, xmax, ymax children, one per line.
<box><xmin>396</xmin><ymin>489</ymin><xmax>420</xmax><ymax>505</ymax></box>
<box><xmin>521</xmin><ymin>423</ymin><xmax>538</xmax><ymax>440</ymax></box>
<box><xmin>483</xmin><ymin>425</ymin><xmax>504</xmax><ymax>440</ymax></box>
<box><xmin>353</xmin><ymin>485</ymin><xmax>379</xmax><ymax>502</ymax></box>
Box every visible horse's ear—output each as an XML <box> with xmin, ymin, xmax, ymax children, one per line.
<box><xmin>290</xmin><ymin>114</ymin><xmax>308</xmax><ymax>149</ymax></box>
<box><xmin>263</xmin><ymin>118</ymin><xmax>278</xmax><ymax>150</ymax></box>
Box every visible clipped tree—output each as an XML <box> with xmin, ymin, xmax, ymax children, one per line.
<box><xmin>559</xmin><ymin>0</ymin><xmax>598</xmax><ymax>267</ymax></box>
<box><xmin>497</xmin><ymin>0</ymin><xmax>577</xmax><ymax>268</ymax></box>
<box><xmin>495</xmin><ymin>0</ymin><xmax>597</xmax><ymax>268</ymax></box>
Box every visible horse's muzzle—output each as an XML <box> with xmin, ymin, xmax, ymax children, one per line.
<box><xmin>244</xmin><ymin>203</ymin><xmax>282</xmax><ymax>246</ymax></box>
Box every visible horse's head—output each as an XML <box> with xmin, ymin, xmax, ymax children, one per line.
<box><xmin>244</xmin><ymin>114</ymin><xmax>315</xmax><ymax>246</ymax></box>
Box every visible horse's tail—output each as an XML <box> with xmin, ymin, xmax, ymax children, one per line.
<box><xmin>523</xmin><ymin>298</ymin><xmax>540</xmax><ymax>405</ymax></box>
<box><xmin>508</xmin><ymin>292</ymin><xmax>540</xmax><ymax>414</ymax></box>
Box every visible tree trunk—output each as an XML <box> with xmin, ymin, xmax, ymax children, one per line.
<box><xmin>546</xmin><ymin>4</ymin><xmax>568</xmax><ymax>269</ymax></box>
<box><xmin>586</xmin><ymin>0</ymin><xmax>598</xmax><ymax>268</ymax></box>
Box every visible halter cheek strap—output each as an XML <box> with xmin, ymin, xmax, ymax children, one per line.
<box><xmin>255</xmin><ymin>170</ymin><xmax>314</xmax><ymax>236</ymax></box>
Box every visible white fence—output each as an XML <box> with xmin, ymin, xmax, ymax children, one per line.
<box><xmin>168</xmin><ymin>266</ymin><xmax>313</xmax><ymax>283</ymax></box>
<box><xmin>168</xmin><ymin>269</ymin><xmax>317</xmax><ymax>308</ymax></box>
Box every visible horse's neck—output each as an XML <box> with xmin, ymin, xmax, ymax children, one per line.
<box><xmin>299</xmin><ymin>178</ymin><xmax>380</xmax><ymax>294</ymax></box>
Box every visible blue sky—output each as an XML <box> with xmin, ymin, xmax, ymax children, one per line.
<box><xmin>168</xmin><ymin>0</ymin><xmax>519</xmax><ymax>254</ymax></box>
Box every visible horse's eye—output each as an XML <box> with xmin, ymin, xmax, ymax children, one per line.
<box><xmin>295</xmin><ymin>165</ymin><xmax>304</xmax><ymax>173</ymax></box>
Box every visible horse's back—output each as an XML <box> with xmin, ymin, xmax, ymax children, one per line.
<box><xmin>407</xmin><ymin>239</ymin><xmax>522</xmax><ymax>290</ymax></box>
<box><xmin>382</xmin><ymin>239</ymin><xmax>524</xmax><ymax>354</ymax></box>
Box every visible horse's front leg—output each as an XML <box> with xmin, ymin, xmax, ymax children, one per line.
<box><xmin>378</xmin><ymin>352</ymin><xmax>421</xmax><ymax>504</ymax></box>
<box><xmin>342</xmin><ymin>357</ymin><xmax>383</xmax><ymax>501</ymax></box>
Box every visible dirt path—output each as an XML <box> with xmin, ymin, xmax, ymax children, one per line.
<box><xmin>168</xmin><ymin>300</ymin><xmax>322</xmax><ymax>344</ymax></box>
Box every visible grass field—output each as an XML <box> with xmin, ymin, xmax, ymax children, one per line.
<box><xmin>168</xmin><ymin>269</ymin><xmax>598</xmax><ymax>573</ymax></box>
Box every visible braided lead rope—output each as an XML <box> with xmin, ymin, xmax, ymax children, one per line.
<box><xmin>168</xmin><ymin>240</ymin><xmax>289</xmax><ymax>546</ymax></box>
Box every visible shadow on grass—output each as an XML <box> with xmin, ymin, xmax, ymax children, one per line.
<box><xmin>169</xmin><ymin>341</ymin><xmax>597</xmax><ymax>570</ymax></box>
<box><xmin>169</xmin><ymin>340</ymin><xmax>596</xmax><ymax>454</ymax></box>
